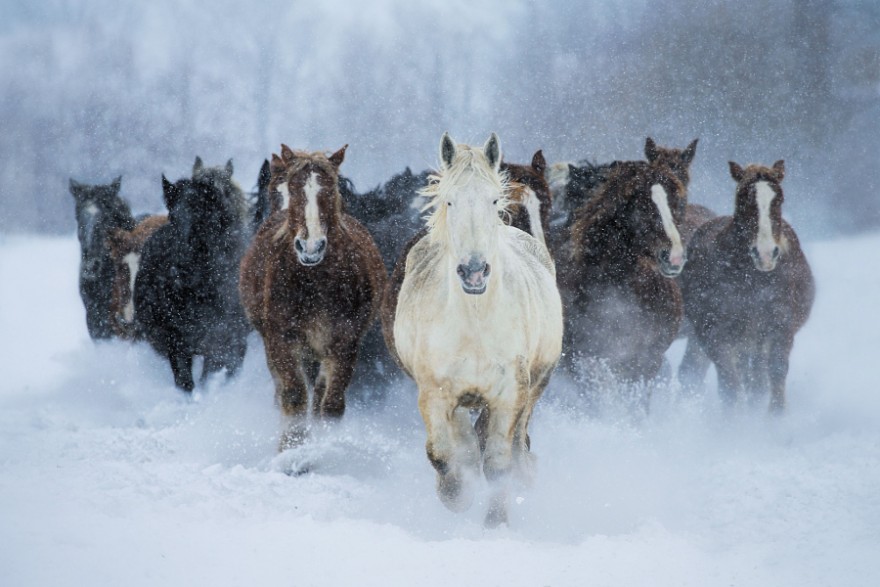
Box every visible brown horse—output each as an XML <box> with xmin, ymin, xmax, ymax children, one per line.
<box><xmin>559</xmin><ymin>158</ymin><xmax>687</xmax><ymax>385</ymax></box>
<box><xmin>239</xmin><ymin>144</ymin><xmax>387</xmax><ymax>449</ymax></box>
<box><xmin>106</xmin><ymin>214</ymin><xmax>168</xmax><ymax>339</ymax></box>
<box><xmin>680</xmin><ymin>160</ymin><xmax>814</xmax><ymax>412</ymax></box>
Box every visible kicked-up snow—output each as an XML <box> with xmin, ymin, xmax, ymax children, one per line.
<box><xmin>1</xmin><ymin>233</ymin><xmax>879</xmax><ymax>586</ymax></box>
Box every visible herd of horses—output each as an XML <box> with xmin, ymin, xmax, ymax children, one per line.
<box><xmin>70</xmin><ymin>134</ymin><xmax>815</xmax><ymax>526</ymax></box>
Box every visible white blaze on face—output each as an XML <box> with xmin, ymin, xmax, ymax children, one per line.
<box><xmin>277</xmin><ymin>182</ymin><xmax>291</xmax><ymax>210</ymax></box>
<box><xmin>650</xmin><ymin>184</ymin><xmax>684</xmax><ymax>267</ymax></box>
<box><xmin>302</xmin><ymin>172</ymin><xmax>325</xmax><ymax>252</ymax></box>
<box><xmin>522</xmin><ymin>187</ymin><xmax>546</xmax><ymax>247</ymax></box>
<box><xmin>753</xmin><ymin>181</ymin><xmax>778</xmax><ymax>270</ymax></box>
<box><xmin>85</xmin><ymin>202</ymin><xmax>99</xmax><ymax>216</ymax></box>
<box><xmin>122</xmin><ymin>252</ymin><xmax>140</xmax><ymax>323</ymax></box>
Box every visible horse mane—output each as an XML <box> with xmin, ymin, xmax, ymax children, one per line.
<box><xmin>419</xmin><ymin>144</ymin><xmax>510</xmax><ymax>243</ymax></box>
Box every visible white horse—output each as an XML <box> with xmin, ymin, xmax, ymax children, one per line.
<box><xmin>390</xmin><ymin>133</ymin><xmax>563</xmax><ymax>526</ymax></box>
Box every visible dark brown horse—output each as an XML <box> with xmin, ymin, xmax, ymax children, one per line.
<box><xmin>559</xmin><ymin>158</ymin><xmax>688</xmax><ymax>384</ymax></box>
<box><xmin>239</xmin><ymin>145</ymin><xmax>387</xmax><ymax>449</ymax></box>
<box><xmin>680</xmin><ymin>160</ymin><xmax>814</xmax><ymax>412</ymax></box>
<box><xmin>106</xmin><ymin>214</ymin><xmax>169</xmax><ymax>339</ymax></box>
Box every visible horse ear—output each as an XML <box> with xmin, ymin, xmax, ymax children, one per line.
<box><xmin>270</xmin><ymin>153</ymin><xmax>286</xmax><ymax>176</ymax></box>
<box><xmin>280</xmin><ymin>144</ymin><xmax>295</xmax><ymax>163</ymax></box>
<box><xmin>258</xmin><ymin>159</ymin><xmax>271</xmax><ymax>191</ymax></box>
<box><xmin>645</xmin><ymin>137</ymin><xmax>658</xmax><ymax>162</ymax></box>
<box><xmin>439</xmin><ymin>132</ymin><xmax>456</xmax><ymax>169</ymax></box>
<box><xmin>225</xmin><ymin>159</ymin><xmax>234</xmax><ymax>175</ymax></box>
<box><xmin>772</xmin><ymin>160</ymin><xmax>785</xmax><ymax>182</ymax></box>
<box><xmin>111</xmin><ymin>176</ymin><xmax>122</xmax><ymax>194</ymax></box>
<box><xmin>69</xmin><ymin>178</ymin><xmax>81</xmax><ymax>197</ymax></box>
<box><xmin>531</xmin><ymin>150</ymin><xmax>547</xmax><ymax>175</ymax></box>
<box><xmin>483</xmin><ymin>133</ymin><xmax>501</xmax><ymax>171</ymax></box>
<box><xmin>682</xmin><ymin>139</ymin><xmax>698</xmax><ymax>166</ymax></box>
<box><xmin>729</xmin><ymin>161</ymin><xmax>745</xmax><ymax>182</ymax></box>
<box><xmin>328</xmin><ymin>144</ymin><xmax>348</xmax><ymax>168</ymax></box>
<box><xmin>162</xmin><ymin>175</ymin><xmax>178</xmax><ymax>209</ymax></box>
<box><xmin>193</xmin><ymin>156</ymin><xmax>203</xmax><ymax>175</ymax></box>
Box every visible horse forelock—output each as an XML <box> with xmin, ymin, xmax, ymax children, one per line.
<box><xmin>419</xmin><ymin>146</ymin><xmax>509</xmax><ymax>243</ymax></box>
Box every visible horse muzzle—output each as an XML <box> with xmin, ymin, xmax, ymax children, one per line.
<box><xmin>657</xmin><ymin>249</ymin><xmax>686</xmax><ymax>278</ymax></box>
<box><xmin>750</xmin><ymin>245</ymin><xmax>780</xmax><ymax>272</ymax></box>
<box><xmin>294</xmin><ymin>236</ymin><xmax>327</xmax><ymax>266</ymax></box>
<box><xmin>456</xmin><ymin>257</ymin><xmax>491</xmax><ymax>295</ymax></box>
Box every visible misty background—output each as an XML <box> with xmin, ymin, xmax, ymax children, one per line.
<box><xmin>1</xmin><ymin>0</ymin><xmax>877</xmax><ymax>238</ymax></box>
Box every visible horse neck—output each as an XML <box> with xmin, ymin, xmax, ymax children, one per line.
<box><xmin>574</xmin><ymin>215</ymin><xmax>643</xmax><ymax>274</ymax></box>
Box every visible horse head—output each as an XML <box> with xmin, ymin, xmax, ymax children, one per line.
<box><xmin>271</xmin><ymin>144</ymin><xmax>347</xmax><ymax>266</ymax></box>
<box><xmin>70</xmin><ymin>176</ymin><xmax>134</xmax><ymax>279</ymax></box>
<box><xmin>621</xmin><ymin>163</ymin><xmax>688</xmax><ymax>277</ymax></box>
<box><xmin>502</xmin><ymin>150</ymin><xmax>551</xmax><ymax>247</ymax></box>
<box><xmin>730</xmin><ymin>160</ymin><xmax>787</xmax><ymax>272</ymax></box>
<box><xmin>424</xmin><ymin>133</ymin><xmax>507</xmax><ymax>295</ymax></box>
<box><xmin>645</xmin><ymin>137</ymin><xmax>698</xmax><ymax>187</ymax></box>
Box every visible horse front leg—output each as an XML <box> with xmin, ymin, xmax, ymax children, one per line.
<box><xmin>709</xmin><ymin>342</ymin><xmax>742</xmax><ymax>408</ymax></box>
<box><xmin>313</xmin><ymin>345</ymin><xmax>358</xmax><ymax>419</ymax></box>
<box><xmin>168</xmin><ymin>340</ymin><xmax>194</xmax><ymax>392</ymax></box>
<box><xmin>768</xmin><ymin>334</ymin><xmax>794</xmax><ymax>414</ymax></box>
<box><xmin>265</xmin><ymin>339</ymin><xmax>310</xmax><ymax>450</ymax></box>
<box><xmin>482</xmin><ymin>386</ymin><xmax>525</xmax><ymax>528</ymax></box>
<box><xmin>419</xmin><ymin>387</ymin><xmax>479</xmax><ymax>513</ymax></box>
<box><xmin>678</xmin><ymin>336</ymin><xmax>711</xmax><ymax>393</ymax></box>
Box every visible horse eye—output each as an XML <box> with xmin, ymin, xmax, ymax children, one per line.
<box><xmin>493</xmin><ymin>199</ymin><xmax>499</xmax><ymax>205</ymax></box>
<box><xmin>447</xmin><ymin>202</ymin><xmax>452</xmax><ymax>207</ymax></box>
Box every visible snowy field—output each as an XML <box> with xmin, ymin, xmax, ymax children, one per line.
<box><xmin>1</xmin><ymin>232</ymin><xmax>879</xmax><ymax>586</ymax></box>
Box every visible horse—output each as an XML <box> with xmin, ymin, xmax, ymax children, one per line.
<box><xmin>679</xmin><ymin>160</ymin><xmax>814</xmax><ymax>412</ymax></box>
<box><xmin>105</xmin><ymin>214</ymin><xmax>168</xmax><ymax>339</ymax></box>
<box><xmin>559</xmin><ymin>157</ymin><xmax>688</xmax><ymax>387</ymax></box>
<box><xmin>134</xmin><ymin>158</ymin><xmax>250</xmax><ymax>391</ymax></box>
<box><xmin>382</xmin><ymin>133</ymin><xmax>563</xmax><ymax>527</ymax></box>
<box><xmin>239</xmin><ymin>144</ymin><xmax>387</xmax><ymax>449</ymax></box>
<box><xmin>381</xmin><ymin>149</ymin><xmax>554</xmax><ymax>378</ymax></box>
<box><xmin>70</xmin><ymin>176</ymin><xmax>136</xmax><ymax>340</ymax></box>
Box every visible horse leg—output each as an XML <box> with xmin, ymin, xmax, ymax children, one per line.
<box><xmin>313</xmin><ymin>345</ymin><xmax>357</xmax><ymax>419</ymax></box>
<box><xmin>678</xmin><ymin>336</ymin><xmax>711</xmax><ymax>392</ymax></box>
<box><xmin>419</xmin><ymin>388</ymin><xmax>478</xmax><ymax>513</ymax></box>
<box><xmin>265</xmin><ymin>340</ymin><xmax>309</xmax><ymax>450</ymax></box>
<box><xmin>744</xmin><ymin>340</ymin><xmax>770</xmax><ymax>405</ymax></box>
<box><xmin>768</xmin><ymin>334</ymin><xmax>794</xmax><ymax>414</ymax></box>
<box><xmin>482</xmin><ymin>389</ymin><xmax>524</xmax><ymax>528</ymax></box>
<box><xmin>711</xmin><ymin>343</ymin><xmax>742</xmax><ymax>408</ymax></box>
<box><xmin>169</xmin><ymin>347</ymin><xmax>194</xmax><ymax>392</ymax></box>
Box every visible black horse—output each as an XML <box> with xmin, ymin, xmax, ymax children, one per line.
<box><xmin>333</xmin><ymin>167</ymin><xmax>430</xmax><ymax>389</ymax></box>
<box><xmin>134</xmin><ymin>160</ymin><xmax>250</xmax><ymax>391</ymax></box>
<box><xmin>70</xmin><ymin>176</ymin><xmax>135</xmax><ymax>339</ymax></box>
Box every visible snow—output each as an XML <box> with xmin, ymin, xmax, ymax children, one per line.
<box><xmin>1</xmin><ymin>232</ymin><xmax>879</xmax><ymax>586</ymax></box>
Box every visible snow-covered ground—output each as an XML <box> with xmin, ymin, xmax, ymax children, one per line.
<box><xmin>1</xmin><ymin>233</ymin><xmax>878</xmax><ymax>586</ymax></box>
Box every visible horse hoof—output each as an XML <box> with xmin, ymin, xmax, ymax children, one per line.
<box><xmin>279</xmin><ymin>424</ymin><xmax>309</xmax><ymax>452</ymax></box>
<box><xmin>483</xmin><ymin>504</ymin><xmax>509</xmax><ymax>528</ymax></box>
<box><xmin>436</xmin><ymin>473</ymin><xmax>473</xmax><ymax>513</ymax></box>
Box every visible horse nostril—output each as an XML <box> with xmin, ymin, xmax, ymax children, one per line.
<box><xmin>771</xmin><ymin>246</ymin><xmax>780</xmax><ymax>260</ymax></box>
<box><xmin>294</xmin><ymin>238</ymin><xmax>305</xmax><ymax>253</ymax></box>
<box><xmin>457</xmin><ymin>265</ymin><xmax>468</xmax><ymax>280</ymax></box>
<box><xmin>658</xmin><ymin>250</ymin><xmax>670</xmax><ymax>263</ymax></box>
<box><xmin>750</xmin><ymin>246</ymin><xmax>759</xmax><ymax>259</ymax></box>
<box><xmin>314</xmin><ymin>239</ymin><xmax>327</xmax><ymax>254</ymax></box>
<box><xmin>483</xmin><ymin>263</ymin><xmax>491</xmax><ymax>277</ymax></box>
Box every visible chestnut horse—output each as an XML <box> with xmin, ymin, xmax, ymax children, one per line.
<box><xmin>106</xmin><ymin>214</ymin><xmax>168</xmax><ymax>339</ymax></box>
<box><xmin>135</xmin><ymin>159</ymin><xmax>250</xmax><ymax>391</ymax></box>
<box><xmin>559</xmin><ymin>157</ymin><xmax>687</xmax><ymax>385</ymax></box>
<box><xmin>382</xmin><ymin>133</ymin><xmax>562</xmax><ymax>527</ymax></box>
<box><xmin>680</xmin><ymin>160</ymin><xmax>814</xmax><ymax>412</ymax></box>
<box><xmin>239</xmin><ymin>145</ymin><xmax>387</xmax><ymax>449</ymax></box>
<box><xmin>70</xmin><ymin>177</ymin><xmax>135</xmax><ymax>339</ymax></box>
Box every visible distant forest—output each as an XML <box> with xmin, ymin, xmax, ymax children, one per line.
<box><xmin>1</xmin><ymin>0</ymin><xmax>877</xmax><ymax>237</ymax></box>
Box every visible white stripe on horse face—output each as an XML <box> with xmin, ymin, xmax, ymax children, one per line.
<box><xmin>650</xmin><ymin>184</ymin><xmax>684</xmax><ymax>265</ymax></box>
<box><xmin>522</xmin><ymin>187</ymin><xmax>546</xmax><ymax>247</ymax></box>
<box><xmin>303</xmin><ymin>172</ymin><xmax>325</xmax><ymax>247</ymax></box>
<box><xmin>85</xmin><ymin>202</ymin><xmax>99</xmax><ymax>216</ymax></box>
<box><xmin>277</xmin><ymin>182</ymin><xmax>291</xmax><ymax>210</ymax></box>
<box><xmin>122</xmin><ymin>252</ymin><xmax>140</xmax><ymax>323</ymax></box>
<box><xmin>754</xmin><ymin>181</ymin><xmax>778</xmax><ymax>267</ymax></box>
